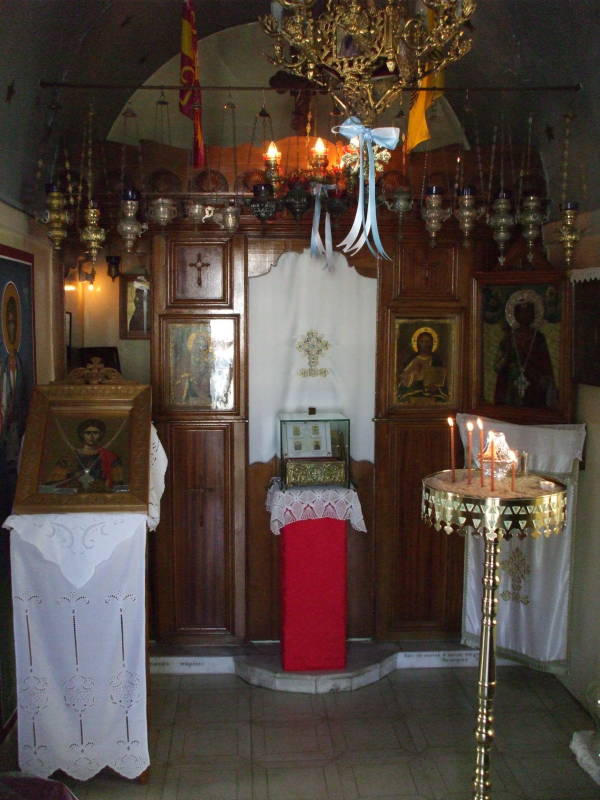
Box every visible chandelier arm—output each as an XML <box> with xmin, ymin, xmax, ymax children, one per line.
<box><xmin>277</xmin><ymin>0</ymin><xmax>316</xmax><ymax>10</ymax></box>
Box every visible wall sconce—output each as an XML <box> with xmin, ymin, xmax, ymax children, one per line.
<box><xmin>106</xmin><ymin>255</ymin><xmax>122</xmax><ymax>281</ymax></box>
<box><xmin>64</xmin><ymin>262</ymin><xmax>77</xmax><ymax>292</ymax></box>
<box><xmin>78</xmin><ymin>258</ymin><xmax>96</xmax><ymax>291</ymax></box>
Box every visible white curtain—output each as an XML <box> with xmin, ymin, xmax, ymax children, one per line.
<box><xmin>249</xmin><ymin>249</ymin><xmax>377</xmax><ymax>464</ymax></box>
<box><xmin>457</xmin><ymin>414</ymin><xmax>586</xmax><ymax>671</ymax></box>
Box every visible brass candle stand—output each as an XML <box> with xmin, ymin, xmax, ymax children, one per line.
<box><xmin>422</xmin><ymin>468</ymin><xmax>567</xmax><ymax>800</ymax></box>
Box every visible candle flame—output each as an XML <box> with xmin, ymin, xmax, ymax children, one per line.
<box><xmin>466</xmin><ymin>421</ymin><xmax>473</xmax><ymax>431</ymax></box>
<box><xmin>313</xmin><ymin>137</ymin><xmax>327</xmax><ymax>155</ymax></box>
<box><xmin>447</xmin><ymin>417</ymin><xmax>454</xmax><ymax>426</ymax></box>
<box><xmin>265</xmin><ymin>141</ymin><xmax>280</xmax><ymax>159</ymax></box>
<box><xmin>476</xmin><ymin>418</ymin><xmax>483</xmax><ymax>430</ymax></box>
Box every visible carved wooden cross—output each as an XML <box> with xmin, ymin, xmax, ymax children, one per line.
<box><xmin>188</xmin><ymin>252</ymin><xmax>211</xmax><ymax>287</ymax></box>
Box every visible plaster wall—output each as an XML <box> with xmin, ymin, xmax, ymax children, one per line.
<box><xmin>545</xmin><ymin>209</ymin><xmax>600</xmax><ymax>706</ymax></box>
<box><xmin>78</xmin><ymin>260</ymin><xmax>150</xmax><ymax>385</ymax></box>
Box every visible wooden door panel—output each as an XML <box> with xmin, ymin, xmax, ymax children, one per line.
<box><xmin>171</xmin><ymin>425</ymin><xmax>228</xmax><ymax>632</ymax></box>
<box><xmin>167</xmin><ymin>237</ymin><xmax>233</xmax><ymax>308</ymax></box>
<box><xmin>374</xmin><ymin>422</ymin><xmax>464</xmax><ymax>638</ymax></box>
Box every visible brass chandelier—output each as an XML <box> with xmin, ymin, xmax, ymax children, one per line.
<box><xmin>261</xmin><ymin>0</ymin><xmax>477</xmax><ymax>125</ymax></box>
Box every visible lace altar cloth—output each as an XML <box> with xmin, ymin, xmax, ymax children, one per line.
<box><xmin>266</xmin><ymin>478</ymin><xmax>366</xmax><ymax>535</ymax></box>
<box><xmin>1</xmin><ymin>428</ymin><xmax>167</xmax><ymax>781</ymax></box>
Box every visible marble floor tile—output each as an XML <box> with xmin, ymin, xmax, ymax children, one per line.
<box><xmin>324</xmin><ymin>681</ymin><xmax>402</xmax><ymax>719</ymax></box>
<box><xmin>169</xmin><ymin>721</ymin><xmax>252</xmax><ymax>764</ymax></box>
<box><xmin>3</xmin><ymin>661</ymin><xmax>596</xmax><ymax>800</ymax></box>
<box><xmin>252</xmin><ymin>719</ymin><xmax>335</xmax><ymax>762</ymax></box>
<box><xmin>174</xmin><ymin>689</ymin><xmax>252</xmax><ymax>725</ymax></box>
<box><xmin>328</xmin><ymin>717</ymin><xmax>420</xmax><ymax>755</ymax></box>
<box><xmin>262</xmin><ymin>762</ymin><xmax>344</xmax><ymax>799</ymax></box>
<box><xmin>250</xmin><ymin>687</ymin><xmax>327</xmax><ymax>721</ymax></box>
<box><xmin>504</xmin><ymin>750</ymin><xmax>600</xmax><ymax>799</ymax></box>
<box><xmin>163</xmin><ymin>764</ymin><xmax>254</xmax><ymax>800</ymax></box>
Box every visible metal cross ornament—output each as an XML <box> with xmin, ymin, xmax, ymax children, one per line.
<box><xmin>297</xmin><ymin>329</ymin><xmax>330</xmax><ymax>377</ymax></box>
<box><xmin>188</xmin><ymin>252</ymin><xmax>211</xmax><ymax>287</ymax></box>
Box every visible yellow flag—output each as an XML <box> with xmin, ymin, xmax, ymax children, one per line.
<box><xmin>406</xmin><ymin>70</ymin><xmax>444</xmax><ymax>152</ymax></box>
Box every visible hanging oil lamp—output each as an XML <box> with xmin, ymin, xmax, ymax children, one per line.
<box><xmin>43</xmin><ymin>182</ymin><xmax>70</xmax><ymax>251</ymax></box>
<box><xmin>147</xmin><ymin>196</ymin><xmax>178</xmax><ymax>227</ymax></box>
<box><xmin>558</xmin><ymin>201</ymin><xmax>580</xmax><ymax>268</ymax></box>
<box><xmin>454</xmin><ymin>186</ymin><xmax>482</xmax><ymax>247</ymax></box>
<box><xmin>383</xmin><ymin>188</ymin><xmax>412</xmax><ymax>242</ymax></box>
<box><xmin>517</xmin><ymin>194</ymin><xmax>544</xmax><ymax>262</ymax></box>
<box><xmin>80</xmin><ymin>201</ymin><xmax>106</xmax><ymax>264</ymax></box>
<box><xmin>79</xmin><ymin>107</ymin><xmax>106</xmax><ymax>263</ymax></box>
<box><xmin>117</xmin><ymin>189</ymin><xmax>147</xmax><ymax>252</ymax></box>
<box><xmin>422</xmin><ymin>185</ymin><xmax>451</xmax><ymax>247</ymax></box>
<box><xmin>264</xmin><ymin>141</ymin><xmax>282</xmax><ymax>192</ymax></box>
<box><xmin>489</xmin><ymin>191</ymin><xmax>514</xmax><ymax>266</ymax></box>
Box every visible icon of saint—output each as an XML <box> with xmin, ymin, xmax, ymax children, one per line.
<box><xmin>397</xmin><ymin>326</ymin><xmax>448</xmax><ymax>403</ymax></box>
<box><xmin>494</xmin><ymin>289</ymin><xmax>558</xmax><ymax>408</ymax></box>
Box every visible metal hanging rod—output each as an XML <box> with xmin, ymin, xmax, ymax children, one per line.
<box><xmin>39</xmin><ymin>80</ymin><xmax>583</xmax><ymax>93</ymax></box>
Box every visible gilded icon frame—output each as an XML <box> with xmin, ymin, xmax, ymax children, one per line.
<box><xmin>472</xmin><ymin>271</ymin><xmax>571</xmax><ymax>421</ymax></box>
<box><xmin>391</xmin><ymin>313</ymin><xmax>460</xmax><ymax>411</ymax></box>
<box><xmin>13</xmin><ymin>383</ymin><xmax>151</xmax><ymax>513</ymax></box>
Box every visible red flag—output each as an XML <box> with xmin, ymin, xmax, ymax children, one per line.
<box><xmin>179</xmin><ymin>0</ymin><xmax>204</xmax><ymax>168</ymax></box>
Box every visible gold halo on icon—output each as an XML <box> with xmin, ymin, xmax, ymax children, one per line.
<box><xmin>411</xmin><ymin>326</ymin><xmax>438</xmax><ymax>352</ymax></box>
<box><xmin>1</xmin><ymin>282</ymin><xmax>21</xmax><ymax>353</ymax></box>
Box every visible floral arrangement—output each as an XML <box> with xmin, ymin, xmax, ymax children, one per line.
<box><xmin>340</xmin><ymin>142</ymin><xmax>392</xmax><ymax>175</ymax></box>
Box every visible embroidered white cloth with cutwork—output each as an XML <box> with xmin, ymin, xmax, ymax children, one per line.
<box><xmin>2</xmin><ymin>427</ymin><xmax>167</xmax><ymax>781</ymax></box>
<box><xmin>456</xmin><ymin>414</ymin><xmax>586</xmax><ymax>672</ymax></box>
<box><xmin>266</xmin><ymin>478</ymin><xmax>366</xmax><ymax>535</ymax></box>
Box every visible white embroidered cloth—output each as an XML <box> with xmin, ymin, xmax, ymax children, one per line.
<box><xmin>147</xmin><ymin>424</ymin><xmax>168</xmax><ymax>532</ymax></box>
<box><xmin>266</xmin><ymin>478</ymin><xmax>367</xmax><ymax>535</ymax></box>
<box><xmin>249</xmin><ymin>249</ymin><xmax>377</xmax><ymax>463</ymax></box>
<box><xmin>2</xmin><ymin>426</ymin><xmax>167</xmax><ymax>781</ymax></box>
<box><xmin>456</xmin><ymin>414</ymin><xmax>586</xmax><ymax>670</ymax></box>
<box><xmin>3</xmin><ymin>425</ymin><xmax>168</xmax><ymax>588</ymax></box>
<box><xmin>10</xmin><ymin>521</ymin><xmax>148</xmax><ymax>780</ymax></box>
<box><xmin>3</xmin><ymin>513</ymin><xmax>147</xmax><ymax>589</ymax></box>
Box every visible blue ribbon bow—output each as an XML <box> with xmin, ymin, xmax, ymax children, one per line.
<box><xmin>310</xmin><ymin>182</ymin><xmax>336</xmax><ymax>269</ymax></box>
<box><xmin>333</xmin><ymin>117</ymin><xmax>400</xmax><ymax>260</ymax></box>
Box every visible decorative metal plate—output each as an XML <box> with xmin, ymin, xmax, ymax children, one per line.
<box><xmin>421</xmin><ymin>469</ymin><xmax>567</xmax><ymax>540</ymax></box>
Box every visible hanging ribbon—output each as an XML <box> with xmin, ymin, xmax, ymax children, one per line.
<box><xmin>333</xmin><ymin>117</ymin><xmax>400</xmax><ymax>260</ymax></box>
<box><xmin>310</xmin><ymin>182</ymin><xmax>336</xmax><ymax>269</ymax></box>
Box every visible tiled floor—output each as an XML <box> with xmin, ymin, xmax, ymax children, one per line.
<box><xmin>47</xmin><ymin>664</ymin><xmax>599</xmax><ymax>800</ymax></box>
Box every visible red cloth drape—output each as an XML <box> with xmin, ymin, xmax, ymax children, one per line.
<box><xmin>280</xmin><ymin>518</ymin><xmax>347</xmax><ymax>671</ymax></box>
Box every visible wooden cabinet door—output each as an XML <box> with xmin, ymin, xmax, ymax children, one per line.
<box><xmin>153</xmin><ymin>421</ymin><xmax>246</xmax><ymax>643</ymax></box>
<box><xmin>151</xmin><ymin>231</ymin><xmax>247</xmax><ymax>645</ymax></box>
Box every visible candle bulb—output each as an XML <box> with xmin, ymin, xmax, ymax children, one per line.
<box><xmin>477</xmin><ymin>418</ymin><xmax>484</xmax><ymax>487</ymax></box>
<box><xmin>466</xmin><ymin>421</ymin><xmax>473</xmax><ymax>485</ymax></box>
<box><xmin>447</xmin><ymin>417</ymin><xmax>456</xmax><ymax>482</ymax></box>
<box><xmin>490</xmin><ymin>433</ymin><xmax>495</xmax><ymax>492</ymax></box>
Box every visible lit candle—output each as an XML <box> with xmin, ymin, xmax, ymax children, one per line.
<box><xmin>466</xmin><ymin>421</ymin><xmax>473</xmax><ymax>484</ymax></box>
<box><xmin>490</xmin><ymin>432</ymin><xmax>495</xmax><ymax>492</ymax></box>
<box><xmin>265</xmin><ymin>141</ymin><xmax>280</xmax><ymax>162</ymax></box>
<box><xmin>510</xmin><ymin>450</ymin><xmax>516</xmax><ymax>491</ymax></box>
<box><xmin>311</xmin><ymin>137</ymin><xmax>329</xmax><ymax>171</ymax></box>
<box><xmin>447</xmin><ymin>417</ymin><xmax>456</xmax><ymax>482</ymax></box>
<box><xmin>477</xmin><ymin>418</ymin><xmax>484</xmax><ymax>487</ymax></box>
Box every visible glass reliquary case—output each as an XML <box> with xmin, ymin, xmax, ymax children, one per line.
<box><xmin>278</xmin><ymin>412</ymin><xmax>350</xmax><ymax>488</ymax></box>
